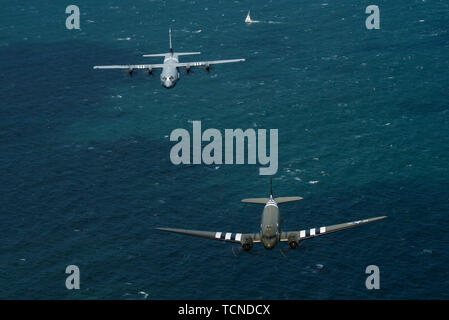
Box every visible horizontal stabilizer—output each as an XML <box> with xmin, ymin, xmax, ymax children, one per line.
<box><xmin>241</xmin><ymin>198</ymin><xmax>269</xmax><ymax>204</ymax></box>
<box><xmin>142</xmin><ymin>53</ymin><xmax>169</xmax><ymax>57</ymax></box>
<box><xmin>175</xmin><ymin>52</ymin><xmax>201</xmax><ymax>56</ymax></box>
<box><xmin>275</xmin><ymin>196</ymin><xmax>303</xmax><ymax>204</ymax></box>
<box><xmin>241</xmin><ymin>196</ymin><xmax>302</xmax><ymax>204</ymax></box>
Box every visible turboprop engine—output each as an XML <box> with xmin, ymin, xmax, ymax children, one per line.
<box><xmin>288</xmin><ymin>234</ymin><xmax>300</xmax><ymax>249</ymax></box>
<box><xmin>241</xmin><ymin>237</ymin><xmax>253</xmax><ymax>251</ymax></box>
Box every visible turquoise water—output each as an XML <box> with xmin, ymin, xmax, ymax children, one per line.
<box><xmin>0</xmin><ymin>0</ymin><xmax>448</xmax><ymax>299</ymax></box>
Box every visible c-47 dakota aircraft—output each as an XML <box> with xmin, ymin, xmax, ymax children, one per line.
<box><xmin>157</xmin><ymin>180</ymin><xmax>387</xmax><ymax>254</ymax></box>
<box><xmin>93</xmin><ymin>29</ymin><xmax>245</xmax><ymax>89</ymax></box>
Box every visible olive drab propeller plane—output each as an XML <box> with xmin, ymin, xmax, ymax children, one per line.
<box><xmin>93</xmin><ymin>28</ymin><xmax>245</xmax><ymax>88</ymax></box>
<box><xmin>157</xmin><ymin>179</ymin><xmax>387</xmax><ymax>255</ymax></box>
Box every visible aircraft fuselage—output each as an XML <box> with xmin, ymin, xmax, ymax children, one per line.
<box><xmin>260</xmin><ymin>197</ymin><xmax>281</xmax><ymax>249</ymax></box>
<box><xmin>161</xmin><ymin>54</ymin><xmax>180</xmax><ymax>89</ymax></box>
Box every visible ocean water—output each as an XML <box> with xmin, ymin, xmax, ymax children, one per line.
<box><xmin>0</xmin><ymin>0</ymin><xmax>448</xmax><ymax>299</ymax></box>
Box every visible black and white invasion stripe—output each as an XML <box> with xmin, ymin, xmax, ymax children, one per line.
<box><xmin>215</xmin><ymin>232</ymin><xmax>242</xmax><ymax>242</ymax></box>
<box><xmin>299</xmin><ymin>226</ymin><xmax>326</xmax><ymax>239</ymax></box>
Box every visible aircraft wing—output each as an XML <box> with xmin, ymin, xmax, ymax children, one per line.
<box><xmin>175</xmin><ymin>58</ymin><xmax>245</xmax><ymax>68</ymax></box>
<box><xmin>280</xmin><ymin>216</ymin><xmax>387</xmax><ymax>241</ymax></box>
<box><xmin>157</xmin><ymin>227</ymin><xmax>259</xmax><ymax>244</ymax></box>
<box><xmin>93</xmin><ymin>64</ymin><xmax>165</xmax><ymax>70</ymax></box>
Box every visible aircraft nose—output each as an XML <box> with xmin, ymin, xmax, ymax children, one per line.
<box><xmin>162</xmin><ymin>80</ymin><xmax>173</xmax><ymax>88</ymax></box>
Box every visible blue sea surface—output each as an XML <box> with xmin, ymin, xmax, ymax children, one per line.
<box><xmin>0</xmin><ymin>0</ymin><xmax>448</xmax><ymax>299</ymax></box>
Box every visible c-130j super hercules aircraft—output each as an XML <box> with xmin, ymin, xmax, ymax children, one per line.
<box><xmin>93</xmin><ymin>28</ymin><xmax>245</xmax><ymax>89</ymax></box>
<box><xmin>157</xmin><ymin>179</ymin><xmax>387</xmax><ymax>254</ymax></box>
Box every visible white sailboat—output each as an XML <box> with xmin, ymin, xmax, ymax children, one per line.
<box><xmin>245</xmin><ymin>11</ymin><xmax>254</xmax><ymax>24</ymax></box>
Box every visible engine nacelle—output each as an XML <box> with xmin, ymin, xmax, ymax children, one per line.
<box><xmin>241</xmin><ymin>237</ymin><xmax>253</xmax><ymax>251</ymax></box>
<box><xmin>288</xmin><ymin>235</ymin><xmax>300</xmax><ymax>249</ymax></box>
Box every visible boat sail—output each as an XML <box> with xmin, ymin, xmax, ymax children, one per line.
<box><xmin>245</xmin><ymin>11</ymin><xmax>253</xmax><ymax>24</ymax></box>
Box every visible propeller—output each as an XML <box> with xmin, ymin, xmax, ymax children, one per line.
<box><xmin>232</xmin><ymin>246</ymin><xmax>258</xmax><ymax>257</ymax></box>
<box><xmin>147</xmin><ymin>68</ymin><xmax>153</xmax><ymax>76</ymax></box>
<box><xmin>279</xmin><ymin>247</ymin><xmax>289</xmax><ymax>257</ymax></box>
<box><xmin>205</xmin><ymin>63</ymin><xmax>210</xmax><ymax>72</ymax></box>
<box><xmin>279</xmin><ymin>241</ymin><xmax>302</xmax><ymax>257</ymax></box>
<box><xmin>127</xmin><ymin>68</ymin><xmax>134</xmax><ymax>77</ymax></box>
<box><xmin>232</xmin><ymin>246</ymin><xmax>243</xmax><ymax>257</ymax></box>
<box><xmin>185</xmin><ymin>65</ymin><xmax>191</xmax><ymax>75</ymax></box>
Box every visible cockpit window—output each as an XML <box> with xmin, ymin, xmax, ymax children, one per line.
<box><xmin>169</xmin><ymin>76</ymin><xmax>174</xmax><ymax>81</ymax></box>
<box><xmin>162</xmin><ymin>76</ymin><xmax>167</xmax><ymax>81</ymax></box>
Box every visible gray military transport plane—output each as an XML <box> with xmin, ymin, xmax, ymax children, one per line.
<box><xmin>93</xmin><ymin>29</ymin><xmax>245</xmax><ymax>88</ymax></box>
<box><xmin>157</xmin><ymin>180</ymin><xmax>387</xmax><ymax>253</ymax></box>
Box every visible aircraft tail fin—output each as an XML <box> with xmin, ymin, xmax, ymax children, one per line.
<box><xmin>269</xmin><ymin>177</ymin><xmax>302</xmax><ymax>203</ymax></box>
<box><xmin>143</xmin><ymin>29</ymin><xmax>174</xmax><ymax>57</ymax></box>
<box><xmin>241</xmin><ymin>178</ymin><xmax>272</xmax><ymax>204</ymax></box>
<box><xmin>169</xmin><ymin>28</ymin><xmax>173</xmax><ymax>52</ymax></box>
